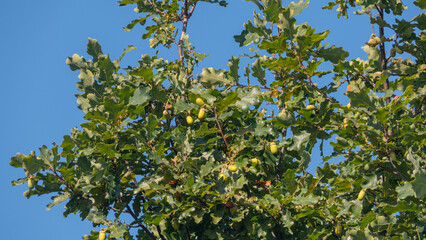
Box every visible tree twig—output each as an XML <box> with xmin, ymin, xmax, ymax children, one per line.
<box><xmin>289</xmin><ymin>41</ymin><xmax>336</xmax><ymax>103</ymax></box>
<box><xmin>415</xmin><ymin>96</ymin><xmax>425</xmax><ymax>115</ymax></box>
<box><xmin>386</xmin><ymin>151</ymin><xmax>407</xmax><ymax>181</ymax></box>
<box><xmin>125</xmin><ymin>205</ymin><xmax>156</xmax><ymax>240</ymax></box>
<box><xmin>277</xmin><ymin>128</ymin><xmax>287</xmax><ymax>181</ymax></box>
<box><xmin>213</xmin><ymin>105</ymin><xmax>229</xmax><ymax>150</ymax></box>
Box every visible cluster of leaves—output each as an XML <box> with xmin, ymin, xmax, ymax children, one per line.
<box><xmin>10</xmin><ymin>0</ymin><xmax>425</xmax><ymax>239</ymax></box>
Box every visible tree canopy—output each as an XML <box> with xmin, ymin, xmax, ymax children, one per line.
<box><xmin>10</xmin><ymin>0</ymin><xmax>425</xmax><ymax>239</ymax></box>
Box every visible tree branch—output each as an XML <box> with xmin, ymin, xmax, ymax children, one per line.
<box><xmin>156</xmin><ymin>225</ymin><xmax>166</xmax><ymax>240</ymax></box>
<box><xmin>125</xmin><ymin>205</ymin><xmax>156</xmax><ymax>240</ymax></box>
<box><xmin>277</xmin><ymin>128</ymin><xmax>287</xmax><ymax>181</ymax></box>
<box><xmin>213</xmin><ymin>105</ymin><xmax>229</xmax><ymax>150</ymax></box>
<box><xmin>375</xmin><ymin>5</ymin><xmax>389</xmax><ymax>101</ymax></box>
<box><xmin>177</xmin><ymin>1</ymin><xmax>196</xmax><ymax>64</ymax></box>
<box><xmin>386</xmin><ymin>151</ymin><xmax>407</xmax><ymax>181</ymax></box>
<box><xmin>289</xmin><ymin>41</ymin><xmax>336</xmax><ymax>103</ymax></box>
<box><xmin>415</xmin><ymin>95</ymin><xmax>425</xmax><ymax>115</ymax></box>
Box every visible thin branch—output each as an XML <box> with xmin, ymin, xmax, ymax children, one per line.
<box><xmin>156</xmin><ymin>225</ymin><xmax>166</xmax><ymax>240</ymax></box>
<box><xmin>185</xmin><ymin>226</ymin><xmax>191</xmax><ymax>240</ymax></box>
<box><xmin>48</xmin><ymin>166</ymin><xmax>74</xmax><ymax>191</ymax></box>
<box><xmin>310</xmin><ymin>84</ymin><xmax>336</xmax><ymax>103</ymax></box>
<box><xmin>290</xmin><ymin>42</ymin><xmax>313</xmax><ymax>85</ymax></box>
<box><xmin>377</xmin><ymin>163</ymin><xmax>399</xmax><ymax>176</ymax></box>
<box><xmin>177</xmin><ymin>1</ymin><xmax>196</xmax><ymax>64</ymax></box>
<box><xmin>125</xmin><ymin>205</ymin><xmax>156</xmax><ymax>240</ymax></box>
<box><xmin>277</xmin><ymin>128</ymin><xmax>287</xmax><ymax>181</ymax></box>
<box><xmin>334</xmin><ymin>191</ymin><xmax>356</xmax><ymax>199</ymax></box>
<box><xmin>386</xmin><ymin>151</ymin><xmax>407</xmax><ymax>181</ymax></box>
<box><xmin>357</xmin><ymin>72</ymin><xmax>375</xmax><ymax>86</ymax></box>
<box><xmin>188</xmin><ymin>2</ymin><xmax>196</xmax><ymax>18</ymax></box>
<box><xmin>375</xmin><ymin>4</ymin><xmax>389</xmax><ymax>100</ymax></box>
<box><xmin>213</xmin><ymin>105</ymin><xmax>230</xmax><ymax>150</ymax></box>
<box><xmin>289</xmin><ymin>41</ymin><xmax>336</xmax><ymax>103</ymax></box>
<box><xmin>415</xmin><ymin>96</ymin><xmax>425</xmax><ymax>115</ymax></box>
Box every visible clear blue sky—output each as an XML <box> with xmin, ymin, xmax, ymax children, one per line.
<box><xmin>0</xmin><ymin>1</ymin><xmax>420</xmax><ymax>239</ymax></box>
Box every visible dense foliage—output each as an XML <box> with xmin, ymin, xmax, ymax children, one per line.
<box><xmin>10</xmin><ymin>0</ymin><xmax>425</xmax><ymax>239</ymax></box>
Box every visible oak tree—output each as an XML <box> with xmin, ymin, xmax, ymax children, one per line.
<box><xmin>11</xmin><ymin>0</ymin><xmax>425</xmax><ymax>239</ymax></box>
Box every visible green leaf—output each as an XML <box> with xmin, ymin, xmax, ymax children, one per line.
<box><xmin>361</xmin><ymin>45</ymin><xmax>379</xmax><ymax>60</ymax></box>
<box><xmin>253</xmin><ymin>123</ymin><xmax>273</xmax><ymax>136</ymax></box>
<box><xmin>396</xmin><ymin>182</ymin><xmax>415</xmax><ymax>199</ymax></box>
<box><xmin>119</xmin><ymin>45</ymin><xmax>137</xmax><ymax>62</ymax></box>
<box><xmin>414</xmin><ymin>0</ymin><xmax>426</xmax><ymax>9</ymax></box>
<box><xmin>129</xmin><ymin>87</ymin><xmax>151</xmax><ymax>105</ymax></box>
<box><xmin>361</xmin><ymin>174</ymin><xmax>377</xmax><ymax>189</ymax></box>
<box><xmin>234</xmin><ymin>29</ymin><xmax>261</xmax><ymax>47</ymax></box>
<box><xmin>215</xmin><ymin>91</ymin><xmax>239</xmax><ymax>112</ymax></box>
<box><xmin>374</xmin><ymin>71</ymin><xmax>390</xmax><ymax>90</ymax></box>
<box><xmin>412</xmin><ymin>170</ymin><xmax>426</xmax><ymax>199</ymax></box>
<box><xmin>123</xmin><ymin>17</ymin><xmax>148</xmax><ymax>32</ymax></box>
<box><xmin>251</xmin><ymin>59</ymin><xmax>266</xmax><ymax>85</ymax></box>
<box><xmin>264</xmin><ymin>0</ymin><xmax>282</xmax><ymax>22</ymax></box>
<box><xmin>211</xmin><ymin>205</ymin><xmax>225</xmax><ymax>224</ymax></box>
<box><xmin>10</xmin><ymin>153</ymin><xmax>25</xmax><ymax>168</ymax></box>
<box><xmin>293</xmin><ymin>193</ymin><xmax>319</xmax><ymax>206</ymax></box>
<box><xmin>130</xmin><ymin>67</ymin><xmax>154</xmax><ymax>81</ymax></box>
<box><xmin>46</xmin><ymin>192</ymin><xmax>71</xmax><ymax>211</ymax></box>
<box><xmin>174</xmin><ymin>99</ymin><xmax>198</xmax><ymax>112</ymax></box>
<box><xmin>360</xmin><ymin>211</ymin><xmax>375</xmax><ymax>229</ymax></box>
<box><xmin>234</xmin><ymin>87</ymin><xmax>262</xmax><ymax>110</ymax></box>
<box><xmin>200</xmin><ymin>159</ymin><xmax>214</xmax><ymax>177</ymax></box>
<box><xmin>383</xmin><ymin>200</ymin><xmax>418</xmax><ymax>214</ymax></box>
<box><xmin>288</xmin><ymin>131</ymin><xmax>310</xmax><ymax>151</ymax></box>
<box><xmin>109</xmin><ymin>223</ymin><xmax>128</xmax><ymax>239</ymax></box>
<box><xmin>288</xmin><ymin>0</ymin><xmax>310</xmax><ymax>16</ymax></box>
<box><xmin>22</xmin><ymin>151</ymin><xmax>44</xmax><ymax>175</ymax></box>
<box><xmin>86</xmin><ymin>208</ymin><xmax>107</xmax><ymax>224</ymax></box>
<box><xmin>316</xmin><ymin>45</ymin><xmax>348</xmax><ymax>64</ymax></box>
<box><xmin>275</xmin><ymin>110</ymin><xmax>296</xmax><ymax>127</ymax></box>
<box><xmin>87</xmin><ymin>38</ymin><xmax>103</xmax><ymax>62</ymax></box>
<box><xmin>200</xmin><ymin>67</ymin><xmax>230</xmax><ymax>88</ymax></box>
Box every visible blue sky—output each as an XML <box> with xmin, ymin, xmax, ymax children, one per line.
<box><xmin>0</xmin><ymin>1</ymin><xmax>421</xmax><ymax>239</ymax></box>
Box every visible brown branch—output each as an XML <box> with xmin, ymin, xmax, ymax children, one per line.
<box><xmin>123</xmin><ymin>159</ymin><xmax>138</xmax><ymax>185</ymax></box>
<box><xmin>289</xmin><ymin>41</ymin><xmax>336</xmax><ymax>103</ymax></box>
<box><xmin>213</xmin><ymin>105</ymin><xmax>229</xmax><ymax>150</ymax></box>
<box><xmin>375</xmin><ymin>5</ymin><xmax>389</xmax><ymax>101</ymax></box>
<box><xmin>290</xmin><ymin>42</ymin><xmax>313</xmax><ymax>85</ymax></box>
<box><xmin>270</xmin><ymin>22</ymin><xmax>276</xmax><ymax>59</ymax></box>
<box><xmin>415</xmin><ymin>96</ymin><xmax>425</xmax><ymax>115</ymax></box>
<box><xmin>277</xmin><ymin>128</ymin><xmax>287</xmax><ymax>181</ymax></box>
<box><xmin>185</xmin><ymin>226</ymin><xmax>191</xmax><ymax>240</ymax></box>
<box><xmin>377</xmin><ymin>163</ymin><xmax>399</xmax><ymax>176</ymax></box>
<box><xmin>177</xmin><ymin>1</ymin><xmax>196</xmax><ymax>64</ymax></box>
<box><xmin>48</xmin><ymin>166</ymin><xmax>76</xmax><ymax>193</ymax></box>
<box><xmin>334</xmin><ymin>191</ymin><xmax>356</xmax><ymax>199</ymax></box>
<box><xmin>311</xmin><ymin>84</ymin><xmax>336</xmax><ymax>103</ymax></box>
<box><xmin>188</xmin><ymin>2</ymin><xmax>196</xmax><ymax>18</ymax></box>
<box><xmin>156</xmin><ymin>225</ymin><xmax>166</xmax><ymax>240</ymax></box>
<box><xmin>357</xmin><ymin>72</ymin><xmax>375</xmax><ymax>86</ymax></box>
<box><xmin>386</xmin><ymin>151</ymin><xmax>407</xmax><ymax>181</ymax></box>
<box><xmin>125</xmin><ymin>205</ymin><xmax>156</xmax><ymax>240</ymax></box>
